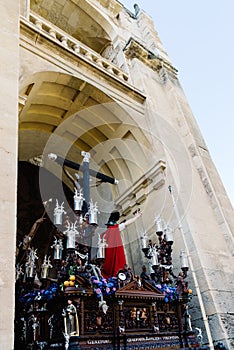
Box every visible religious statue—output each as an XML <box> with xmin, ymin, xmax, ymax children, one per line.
<box><xmin>140</xmin><ymin>308</ymin><xmax>148</xmax><ymax>325</ymax></box>
<box><xmin>140</xmin><ymin>265</ymin><xmax>151</xmax><ymax>281</ymax></box>
<box><xmin>129</xmin><ymin>307</ymin><xmax>137</xmax><ymax>327</ymax></box>
<box><xmin>62</xmin><ymin>299</ymin><xmax>79</xmax><ymax>336</ymax></box>
<box><xmin>29</xmin><ymin>314</ymin><xmax>39</xmax><ymax>341</ymax></box>
<box><xmin>101</xmin><ymin>210</ymin><xmax>142</xmax><ymax>278</ymax></box>
<box><xmin>130</xmin><ymin>307</ymin><xmax>137</xmax><ymax>320</ymax></box>
<box><xmin>183</xmin><ymin>305</ymin><xmax>192</xmax><ymax>331</ymax></box>
<box><xmin>176</xmin><ymin>271</ymin><xmax>186</xmax><ymax>295</ymax></box>
<box><xmin>98</xmin><ymin>300</ymin><xmax>109</xmax><ymax>314</ymax></box>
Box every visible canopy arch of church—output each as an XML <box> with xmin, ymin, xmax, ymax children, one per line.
<box><xmin>18</xmin><ymin>71</ymin><xmax>163</xmax><ymax>213</ymax></box>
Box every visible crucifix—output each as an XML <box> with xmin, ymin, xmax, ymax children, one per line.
<box><xmin>48</xmin><ymin>151</ymin><xmax>118</xmax><ymax>210</ymax></box>
<box><xmin>48</xmin><ymin>151</ymin><xmax>118</xmax><ymax>264</ymax></box>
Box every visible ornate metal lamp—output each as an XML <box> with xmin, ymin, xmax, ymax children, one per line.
<box><xmin>141</xmin><ymin>216</ymin><xmax>176</xmax><ymax>283</ymax></box>
<box><xmin>141</xmin><ymin>231</ymin><xmax>150</xmax><ymax>255</ymax></box>
<box><xmin>180</xmin><ymin>250</ymin><xmax>189</xmax><ymax>277</ymax></box>
<box><xmin>53</xmin><ymin>200</ymin><xmax>66</xmax><ymax>226</ymax></box>
<box><xmin>95</xmin><ymin>234</ymin><xmax>106</xmax><ymax>266</ymax></box>
<box><xmin>155</xmin><ymin>216</ymin><xmax>164</xmax><ymax>241</ymax></box>
<box><xmin>41</xmin><ymin>255</ymin><xmax>52</xmax><ymax>280</ymax></box>
<box><xmin>88</xmin><ymin>200</ymin><xmax>99</xmax><ymax>226</ymax></box>
<box><xmin>51</xmin><ymin>237</ymin><xmax>63</xmax><ymax>261</ymax></box>
<box><xmin>73</xmin><ymin>188</ymin><xmax>84</xmax><ymax>214</ymax></box>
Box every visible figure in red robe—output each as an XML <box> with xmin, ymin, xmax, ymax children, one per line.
<box><xmin>101</xmin><ymin>210</ymin><xmax>142</xmax><ymax>279</ymax></box>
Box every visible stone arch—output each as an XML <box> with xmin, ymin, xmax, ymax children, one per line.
<box><xmin>18</xmin><ymin>71</ymin><xmax>161</xmax><ymax>207</ymax></box>
<box><xmin>29</xmin><ymin>0</ymin><xmax>119</xmax><ymax>54</ymax></box>
<box><xmin>17</xmin><ymin>71</ymin><xmax>167</xmax><ymax>288</ymax></box>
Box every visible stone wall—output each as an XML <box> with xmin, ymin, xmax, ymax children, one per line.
<box><xmin>0</xmin><ymin>1</ymin><xmax>19</xmax><ymax>349</ymax></box>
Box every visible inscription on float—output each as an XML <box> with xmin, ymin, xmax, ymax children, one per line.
<box><xmin>127</xmin><ymin>336</ymin><xmax>179</xmax><ymax>342</ymax></box>
<box><xmin>86</xmin><ymin>336</ymin><xmax>180</xmax><ymax>347</ymax></box>
<box><xmin>127</xmin><ymin>335</ymin><xmax>180</xmax><ymax>347</ymax></box>
<box><xmin>87</xmin><ymin>339</ymin><xmax>112</xmax><ymax>345</ymax></box>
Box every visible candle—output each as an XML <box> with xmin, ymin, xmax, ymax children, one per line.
<box><xmin>54</xmin><ymin>244</ymin><xmax>63</xmax><ymax>260</ymax></box>
<box><xmin>155</xmin><ymin>217</ymin><xmax>163</xmax><ymax>236</ymax></box>
<box><xmin>66</xmin><ymin>229</ymin><xmax>76</xmax><ymax>249</ymax></box>
<box><xmin>141</xmin><ymin>234</ymin><xmax>148</xmax><ymax>249</ymax></box>
<box><xmin>74</xmin><ymin>189</ymin><xmax>84</xmax><ymax>212</ymax></box>
<box><xmin>151</xmin><ymin>250</ymin><xmax>159</xmax><ymax>267</ymax></box>
<box><xmin>165</xmin><ymin>226</ymin><xmax>173</xmax><ymax>244</ymax></box>
<box><xmin>26</xmin><ymin>264</ymin><xmax>35</xmax><ymax>278</ymax></box>
<box><xmin>180</xmin><ymin>251</ymin><xmax>189</xmax><ymax>269</ymax></box>
<box><xmin>41</xmin><ymin>265</ymin><xmax>49</xmax><ymax>279</ymax></box>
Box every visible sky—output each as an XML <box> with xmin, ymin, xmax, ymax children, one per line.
<box><xmin>120</xmin><ymin>0</ymin><xmax>234</xmax><ymax>207</ymax></box>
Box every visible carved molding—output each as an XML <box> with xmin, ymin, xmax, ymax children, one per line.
<box><xmin>115</xmin><ymin>160</ymin><xmax>166</xmax><ymax>214</ymax></box>
<box><xmin>124</xmin><ymin>38</ymin><xmax>178</xmax><ymax>78</ymax></box>
<box><xmin>92</xmin><ymin>0</ymin><xmax>122</xmax><ymax>17</ymax></box>
<box><xmin>20</xmin><ymin>16</ymin><xmax>146</xmax><ymax>105</ymax></box>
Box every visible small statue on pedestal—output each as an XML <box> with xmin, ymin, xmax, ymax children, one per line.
<box><xmin>183</xmin><ymin>305</ymin><xmax>192</xmax><ymax>331</ymax></box>
<box><xmin>62</xmin><ymin>299</ymin><xmax>79</xmax><ymax>336</ymax></box>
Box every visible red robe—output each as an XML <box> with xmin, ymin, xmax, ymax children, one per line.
<box><xmin>101</xmin><ymin>224</ymin><xmax>126</xmax><ymax>279</ymax></box>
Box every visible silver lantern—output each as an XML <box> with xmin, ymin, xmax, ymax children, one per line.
<box><xmin>74</xmin><ymin>188</ymin><xmax>84</xmax><ymax>213</ymax></box>
<box><xmin>25</xmin><ymin>248</ymin><xmax>38</xmax><ymax>279</ymax></box>
<box><xmin>51</xmin><ymin>237</ymin><xmax>63</xmax><ymax>260</ymax></box>
<box><xmin>64</xmin><ymin>222</ymin><xmax>78</xmax><ymax>250</ymax></box>
<box><xmin>53</xmin><ymin>200</ymin><xmax>66</xmax><ymax>226</ymax></box>
<box><xmin>41</xmin><ymin>255</ymin><xmax>52</xmax><ymax>279</ymax></box>
<box><xmin>88</xmin><ymin>200</ymin><xmax>99</xmax><ymax>226</ymax></box>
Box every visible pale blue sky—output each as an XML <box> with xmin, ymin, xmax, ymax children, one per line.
<box><xmin>120</xmin><ymin>0</ymin><xmax>234</xmax><ymax>207</ymax></box>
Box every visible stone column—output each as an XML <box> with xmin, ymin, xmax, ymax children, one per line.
<box><xmin>0</xmin><ymin>1</ymin><xmax>19</xmax><ymax>349</ymax></box>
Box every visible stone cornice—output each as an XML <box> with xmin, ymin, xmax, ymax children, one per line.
<box><xmin>124</xmin><ymin>38</ymin><xmax>178</xmax><ymax>78</ymax></box>
<box><xmin>115</xmin><ymin>160</ymin><xmax>166</xmax><ymax>215</ymax></box>
<box><xmin>89</xmin><ymin>0</ymin><xmax>122</xmax><ymax>17</ymax></box>
<box><xmin>20</xmin><ymin>15</ymin><xmax>146</xmax><ymax>107</ymax></box>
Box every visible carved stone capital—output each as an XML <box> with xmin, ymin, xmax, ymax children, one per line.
<box><xmin>124</xmin><ymin>38</ymin><xmax>178</xmax><ymax>78</ymax></box>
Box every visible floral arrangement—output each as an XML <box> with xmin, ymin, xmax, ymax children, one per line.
<box><xmin>155</xmin><ymin>284</ymin><xmax>179</xmax><ymax>302</ymax></box>
<box><xmin>155</xmin><ymin>283</ymin><xmax>193</xmax><ymax>303</ymax></box>
<box><xmin>19</xmin><ymin>283</ymin><xmax>59</xmax><ymax>308</ymax></box>
<box><xmin>89</xmin><ymin>276</ymin><xmax>192</xmax><ymax>303</ymax></box>
<box><xmin>90</xmin><ymin>276</ymin><xmax>118</xmax><ymax>298</ymax></box>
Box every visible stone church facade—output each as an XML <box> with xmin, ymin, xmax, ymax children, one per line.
<box><xmin>0</xmin><ymin>0</ymin><xmax>233</xmax><ymax>349</ymax></box>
